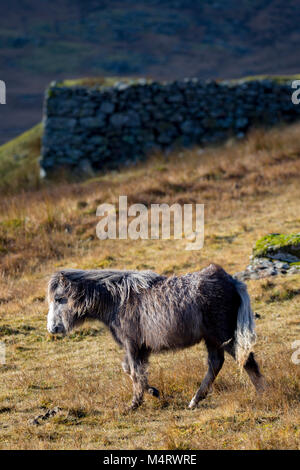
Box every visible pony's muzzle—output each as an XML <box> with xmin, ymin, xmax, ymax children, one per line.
<box><xmin>47</xmin><ymin>324</ymin><xmax>65</xmax><ymax>335</ymax></box>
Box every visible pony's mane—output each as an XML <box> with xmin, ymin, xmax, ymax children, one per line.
<box><xmin>48</xmin><ymin>269</ymin><xmax>165</xmax><ymax>308</ymax></box>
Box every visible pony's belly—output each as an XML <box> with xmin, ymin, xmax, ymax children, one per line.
<box><xmin>144</xmin><ymin>323</ymin><xmax>203</xmax><ymax>352</ymax></box>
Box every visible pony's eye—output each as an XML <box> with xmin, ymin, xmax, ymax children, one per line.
<box><xmin>54</xmin><ymin>296</ymin><xmax>66</xmax><ymax>304</ymax></box>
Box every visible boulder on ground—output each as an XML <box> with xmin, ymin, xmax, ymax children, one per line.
<box><xmin>253</xmin><ymin>233</ymin><xmax>300</xmax><ymax>262</ymax></box>
<box><xmin>234</xmin><ymin>233</ymin><xmax>300</xmax><ymax>281</ymax></box>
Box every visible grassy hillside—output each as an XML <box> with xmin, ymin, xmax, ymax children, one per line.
<box><xmin>0</xmin><ymin>123</ymin><xmax>42</xmax><ymax>193</ymax></box>
<box><xmin>0</xmin><ymin>123</ymin><xmax>300</xmax><ymax>449</ymax></box>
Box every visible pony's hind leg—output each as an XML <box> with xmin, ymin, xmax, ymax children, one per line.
<box><xmin>189</xmin><ymin>344</ymin><xmax>224</xmax><ymax>409</ymax></box>
<box><xmin>244</xmin><ymin>352</ymin><xmax>266</xmax><ymax>393</ymax></box>
<box><xmin>224</xmin><ymin>344</ymin><xmax>266</xmax><ymax>393</ymax></box>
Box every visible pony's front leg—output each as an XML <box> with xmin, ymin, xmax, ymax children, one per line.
<box><xmin>122</xmin><ymin>349</ymin><xmax>159</xmax><ymax>407</ymax></box>
<box><xmin>124</xmin><ymin>344</ymin><xmax>151</xmax><ymax>410</ymax></box>
<box><xmin>130</xmin><ymin>365</ymin><xmax>147</xmax><ymax>410</ymax></box>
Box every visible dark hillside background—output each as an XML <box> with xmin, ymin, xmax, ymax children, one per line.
<box><xmin>1</xmin><ymin>0</ymin><xmax>300</xmax><ymax>144</ymax></box>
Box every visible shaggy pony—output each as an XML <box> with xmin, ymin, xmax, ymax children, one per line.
<box><xmin>47</xmin><ymin>264</ymin><xmax>265</xmax><ymax>409</ymax></box>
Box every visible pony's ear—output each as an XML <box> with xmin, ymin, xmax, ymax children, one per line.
<box><xmin>59</xmin><ymin>272</ymin><xmax>70</xmax><ymax>289</ymax></box>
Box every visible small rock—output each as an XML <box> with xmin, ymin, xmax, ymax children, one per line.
<box><xmin>29</xmin><ymin>406</ymin><xmax>62</xmax><ymax>426</ymax></box>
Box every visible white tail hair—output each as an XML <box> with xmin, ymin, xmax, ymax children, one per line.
<box><xmin>234</xmin><ymin>279</ymin><xmax>257</xmax><ymax>367</ymax></box>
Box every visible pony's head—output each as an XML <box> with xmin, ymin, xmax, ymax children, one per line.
<box><xmin>46</xmin><ymin>268</ymin><xmax>163</xmax><ymax>335</ymax></box>
<box><xmin>47</xmin><ymin>271</ymin><xmax>84</xmax><ymax>335</ymax></box>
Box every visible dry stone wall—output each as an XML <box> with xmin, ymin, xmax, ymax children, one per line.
<box><xmin>41</xmin><ymin>78</ymin><xmax>300</xmax><ymax>172</ymax></box>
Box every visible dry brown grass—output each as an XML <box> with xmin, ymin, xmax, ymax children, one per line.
<box><xmin>0</xmin><ymin>123</ymin><xmax>300</xmax><ymax>449</ymax></box>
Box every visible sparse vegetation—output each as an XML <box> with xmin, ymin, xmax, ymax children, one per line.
<box><xmin>0</xmin><ymin>122</ymin><xmax>300</xmax><ymax>449</ymax></box>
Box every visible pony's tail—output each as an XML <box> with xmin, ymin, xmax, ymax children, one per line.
<box><xmin>233</xmin><ymin>279</ymin><xmax>257</xmax><ymax>367</ymax></box>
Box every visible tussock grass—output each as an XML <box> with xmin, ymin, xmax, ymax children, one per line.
<box><xmin>0</xmin><ymin>123</ymin><xmax>300</xmax><ymax>449</ymax></box>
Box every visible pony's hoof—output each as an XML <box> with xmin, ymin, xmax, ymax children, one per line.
<box><xmin>188</xmin><ymin>398</ymin><xmax>198</xmax><ymax>409</ymax></box>
<box><xmin>127</xmin><ymin>401</ymin><xmax>141</xmax><ymax>412</ymax></box>
<box><xmin>256</xmin><ymin>376</ymin><xmax>267</xmax><ymax>394</ymax></box>
<box><xmin>122</xmin><ymin>362</ymin><xmax>130</xmax><ymax>374</ymax></box>
<box><xmin>148</xmin><ymin>387</ymin><xmax>160</xmax><ymax>398</ymax></box>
